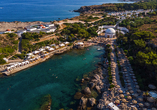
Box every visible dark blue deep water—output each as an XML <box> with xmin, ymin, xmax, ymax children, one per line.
<box><xmin>0</xmin><ymin>46</ymin><xmax>104</xmax><ymax>110</ymax></box>
<box><xmin>0</xmin><ymin>0</ymin><xmax>132</xmax><ymax>22</ymax></box>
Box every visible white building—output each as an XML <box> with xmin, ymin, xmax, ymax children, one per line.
<box><xmin>105</xmin><ymin>28</ymin><xmax>116</xmax><ymax>38</ymax></box>
<box><xmin>117</xmin><ymin>27</ymin><xmax>129</xmax><ymax>33</ymax></box>
<box><xmin>26</xmin><ymin>27</ymin><xmax>37</xmax><ymax>31</ymax></box>
<box><xmin>45</xmin><ymin>28</ymin><xmax>56</xmax><ymax>33</ymax></box>
<box><xmin>17</xmin><ymin>30</ymin><xmax>26</xmax><ymax>37</ymax></box>
<box><xmin>45</xmin><ymin>24</ymin><xmax>54</xmax><ymax>27</ymax></box>
<box><xmin>4</xmin><ymin>29</ymin><xmax>12</xmax><ymax>33</ymax></box>
<box><xmin>98</xmin><ymin>25</ymin><xmax>115</xmax><ymax>30</ymax></box>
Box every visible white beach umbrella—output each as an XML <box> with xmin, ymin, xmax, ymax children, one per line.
<box><xmin>50</xmin><ymin>44</ymin><xmax>56</xmax><ymax>47</ymax></box>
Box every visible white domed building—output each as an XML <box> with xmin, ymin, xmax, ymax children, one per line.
<box><xmin>105</xmin><ymin>28</ymin><xmax>116</xmax><ymax>38</ymax></box>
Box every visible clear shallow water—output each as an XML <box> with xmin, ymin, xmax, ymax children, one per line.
<box><xmin>0</xmin><ymin>46</ymin><xmax>104</xmax><ymax>110</ymax></box>
<box><xmin>0</xmin><ymin>0</ymin><xmax>133</xmax><ymax>22</ymax></box>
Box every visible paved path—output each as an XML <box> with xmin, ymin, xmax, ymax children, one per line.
<box><xmin>110</xmin><ymin>39</ymin><xmax>125</xmax><ymax>91</ymax></box>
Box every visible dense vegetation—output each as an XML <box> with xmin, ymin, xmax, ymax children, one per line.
<box><xmin>93</xmin><ymin>16</ymin><xmax>117</xmax><ymax>26</ymax></box>
<box><xmin>117</xmin><ymin>16</ymin><xmax>157</xmax><ymax>90</ymax></box>
<box><xmin>22</xmin><ymin>31</ymin><xmax>48</xmax><ymax>41</ymax></box>
<box><xmin>119</xmin><ymin>17</ymin><xmax>154</xmax><ymax>29</ymax></box>
<box><xmin>60</xmin><ymin>23</ymin><xmax>98</xmax><ymax>42</ymax></box>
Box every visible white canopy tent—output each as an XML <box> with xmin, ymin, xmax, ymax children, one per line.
<box><xmin>10</xmin><ymin>65</ymin><xmax>15</xmax><ymax>68</ymax></box>
<box><xmin>33</xmin><ymin>51</ymin><xmax>40</xmax><ymax>55</ymax></box>
<box><xmin>7</xmin><ymin>67</ymin><xmax>11</xmax><ymax>70</ymax></box>
<box><xmin>26</xmin><ymin>53</ymin><xmax>33</xmax><ymax>56</ymax></box>
<box><xmin>45</xmin><ymin>46</ymin><xmax>51</xmax><ymax>49</ymax></box>
<box><xmin>59</xmin><ymin>43</ymin><xmax>65</xmax><ymax>47</ymax></box>
<box><xmin>48</xmin><ymin>48</ymin><xmax>54</xmax><ymax>51</ymax></box>
<box><xmin>18</xmin><ymin>63</ymin><xmax>22</xmax><ymax>66</ymax></box>
<box><xmin>22</xmin><ymin>62</ymin><xmax>26</xmax><ymax>65</ymax></box>
<box><xmin>77</xmin><ymin>42</ymin><xmax>84</xmax><ymax>45</ymax></box>
<box><xmin>39</xmin><ymin>48</ymin><xmax>45</xmax><ymax>52</ymax></box>
<box><xmin>64</xmin><ymin>41</ymin><xmax>69</xmax><ymax>45</ymax></box>
<box><xmin>14</xmin><ymin>63</ymin><xmax>18</xmax><ymax>67</ymax></box>
<box><xmin>25</xmin><ymin>61</ymin><xmax>29</xmax><ymax>64</ymax></box>
<box><xmin>50</xmin><ymin>44</ymin><xmax>56</xmax><ymax>47</ymax></box>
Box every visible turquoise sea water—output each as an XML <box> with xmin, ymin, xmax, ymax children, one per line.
<box><xmin>0</xmin><ymin>46</ymin><xmax>104</xmax><ymax>110</ymax></box>
<box><xmin>0</xmin><ymin>0</ymin><xmax>133</xmax><ymax>22</ymax></box>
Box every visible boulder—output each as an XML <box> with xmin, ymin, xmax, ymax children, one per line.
<box><xmin>85</xmin><ymin>77</ymin><xmax>90</xmax><ymax>81</ymax></box>
<box><xmin>74</xmin><ymin>92</ymin><xmax>82</xmax><ymax>99</ymax></box>
<box><xmin>90</xmin><ymin>82</ymin><xmax>95</xmax><ymax>89</ymax></box>
<box><xmin>84</xmin><ymin>87</ymin><xmax>91</xmax><ymax>94</ymax></box>
<box><xmin>97</xmin><ymin>80</ymin><xmax>103</xmax><ymax>86</ymax></box>
<box><xmin>89</xmin><ymin>98</ymin><xmax>96</xmax><ymax>106</ymax></box>
<box><xmin>95</xmin><ymin>86</ymin><xmax>101</xmax><ymax>93</ymax></box>
<box><xmin>93</xmin><ymin>74</ymin><xmax>100</xmax><ymax>80</ymax></box>
<box><xmin>81</xmin><ymin>78</ymin><xmax>84</xmax><ymax>83</ymax></box>
<box><xmin>100</xmin><ymin>75</ymin><xmax>104</xmax><ymax>80</ymax></box>
<box><xmin>79</xmin><ymin>97</ymin><xmax>88</xmax><ymax>110</ymax></box>
<box><xmin>91</xmin><ymin>79</ymin><xmax>98</xmax><ymax>83</ymax></box>
<box><xmin>97</xmin><ymin>103</ymin><xmax>104</xmax><ymax>110</ymax></box>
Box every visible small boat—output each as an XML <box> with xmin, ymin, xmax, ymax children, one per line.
<box><xmin>97</xmin><ymin>48</ymin><xmax>101</xmax><ymax>51</ymax></box>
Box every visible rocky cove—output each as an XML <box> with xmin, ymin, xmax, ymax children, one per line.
<box><xmin>0</xmin><ymin>45</ymin><xmax>106</xmax><ymax>110</ymax></box>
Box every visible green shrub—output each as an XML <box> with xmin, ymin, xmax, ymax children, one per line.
<box><xmin>109</xmin><ymin>84</ymin><xmax>115</xmax><ymax>88</ymax></box>
<box><xmin>155</xmin><ymin>30</ymin><xmax>157</xmax><ymax>33</ymax></box>
<box><xmin>0</xmin><ymin>58</ymin><xmax>6</xmax><ymax>64</ymax></box>
<box><xmin>7</xmin><ymin>33</ymin><xmax>17</xmax><ymax>38</ymax></box>
<box><xmin>124</xmin><ymin>50</ymin><xmax>128</xmax><ymax>54</ymax></box>
<box><xmin>0</xmin><ymin>48</ymin><xmax>2</xmax><ymax>53</ymax></box>
<box><xmin>12</xmin><ymin>40</ymin><xmax>18</xmax><ymax>44</ymax></box>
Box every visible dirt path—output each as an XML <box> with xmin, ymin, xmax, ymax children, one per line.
<box><xmin>31</xmin><ymin>34</ymin><xmax>59</xmax><ymax>44</ymax></box>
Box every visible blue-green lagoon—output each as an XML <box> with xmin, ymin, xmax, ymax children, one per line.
<box><xmin>0</xmin><ymin>46</ymin><xmax>104</xmax><ymax>110</ymax></box>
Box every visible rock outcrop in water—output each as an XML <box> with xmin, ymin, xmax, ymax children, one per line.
<box><xmin>74</xmin><ymin>92</ymin><xmax>83</xmax><ymax>99</ymax></box>
<box><xmin>78</xmin><ymin>97</ymin><xmax>88</xmax><ymax>110</ymax></box>
<box><xmin>84</xmin><ymin>87</ymin><xmax>91</xmax><ymax>94</ymax></box>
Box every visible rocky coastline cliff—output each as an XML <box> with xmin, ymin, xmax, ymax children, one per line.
<box><xmin>74</xmin><ymin>0</ymin><xmax>142</xmax><ymax>13</ymax></box>
<box><xmin>74</xmin><ymin>4</ymin><xmax>115</xmax><ymax>13</ymax></box>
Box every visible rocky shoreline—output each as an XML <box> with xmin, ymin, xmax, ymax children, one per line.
<box><xmin>71</xmin><ymin>43</ymin><xmax>111</xmax><ymax>110</ymax></box>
